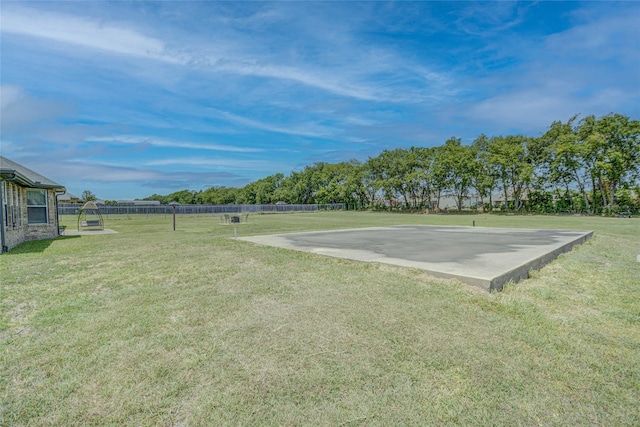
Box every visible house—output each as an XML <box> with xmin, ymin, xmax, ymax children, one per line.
<box><xmin>117</xmin><ymin>199</ymin><xmax>161</xmax><ymax>206</ymax></box>
<box><xmin>57</xmin><ymin>191</ymin><xmax>82</xmax><ymax>204</ymax></box>
<box><xmin>0</xmin><ymin>156</ymin><xmax>66</xmax><ymax>252</ymax></box>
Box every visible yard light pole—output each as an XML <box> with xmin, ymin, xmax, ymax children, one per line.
<box><xmin>169</xmin><ymin>201</ymin><xmax>179</xmax><ymax>231</ymax></box>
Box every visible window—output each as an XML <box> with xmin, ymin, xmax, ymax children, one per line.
<box><xmin>27</xmin><ymin>189</ymin><xmax>48</xmax><ymax>224</ymax></box>
<box><xmin>2</xmin><ymin>183</ymin><xmax>6</xmax><ymax>228</ymax></box>
<box><xmin>4</xmin><ymin>182</ymin><xmax>20</xmax><ymax>228</ymax></box>
<box><xmin>11</xmin><ymin>184</ymin><xmax>20</xmax><ymax>227</ymax></box>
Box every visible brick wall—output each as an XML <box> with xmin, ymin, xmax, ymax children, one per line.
<box><xmin>2</xmin><ymin>183</ymin><xmax>59</xmax><ymax>251</ymax></box>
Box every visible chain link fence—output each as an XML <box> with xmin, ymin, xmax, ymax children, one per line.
<box><xmin>58</xmin><ymin>203</ymin><xmax>345</xmax><ymax>217</ymax></box>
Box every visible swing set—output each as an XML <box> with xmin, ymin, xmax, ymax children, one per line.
<box><xmin>77</xmin><ymin>201</ymin><xmax>104</xmax><ymax>231</ymax></box>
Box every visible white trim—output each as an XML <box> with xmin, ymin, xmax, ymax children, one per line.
<box><xmin>26</xmin><ymin>189</ymin><xmax>48</xmax><ymax>224</ymax></box>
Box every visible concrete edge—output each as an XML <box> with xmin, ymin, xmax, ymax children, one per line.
<box><xmin>488</xmin><ymin>230</ymin><xmax>594</xmax><ymax>292</ymax></box>
<box><xmin>405</xmin><ymin>269</ymin><xmax>492</xmax><ymax>291</ymax></box>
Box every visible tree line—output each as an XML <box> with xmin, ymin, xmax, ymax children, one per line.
<box><xmin>145</xmin><ymin>113</ymin><xmax>640</xmax><ymax>214</ymax></box>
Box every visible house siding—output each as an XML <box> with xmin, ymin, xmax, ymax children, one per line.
<box><xmin>2</xmin><ymin>182</ymin><xmax>60</xmax><ymax>251</ymax></box>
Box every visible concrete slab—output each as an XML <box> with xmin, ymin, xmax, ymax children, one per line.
<box><xmin>238</xmin><ymin>225</ymin><xmax>593</xmax><ymax>291</ymax></box>
<box><xmin>61</xmin><ymin>228</ymin><xmax>118</xmax><ymax>236</ymax></box>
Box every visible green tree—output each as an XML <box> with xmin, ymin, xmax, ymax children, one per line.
<box><xmin>313</xmin><ymin>160</ymin><xmax>365</xmax><ymax>207</ymax></box>
<box><xmin>81</xmin><ymin>190</ymin><xmax>97</xmax><ymax>202</ymax></box>
<box><xmin>272</xmin><ymin>174</ymin><xmax>297</xmax><ymax>204</ymax></box>
<box><xmin>292</xmin><ymin>163</ymin><xmax>325</xmax><ymax>204</ymax></box>
<box><xmin>342</xmin><ymin>160</ymin><xmax>368</xmax><ymax>209</ymax></box>
<box><xmin>439</xmin><ymin>137</ymin><xmax>474</xmax><ymax>211</ymax></box>
<box><xmin>141</xmin><ymin>112</ymin><xmax>638</xmax><ymax>214</ymax></box>
<box><xmin>487</xmin><ymin>135</ymin><xmax>534</xmax><ymax>211</ymax></box>
<box><xmin>429</xmin><ymin>146</ymin><xmax>450</xmax><ymax>211</ymax></box>
<box><xmin>361</xmin><ymin>157</ymin><xmax>385</xmax><ymax>208</ymax></box>
<box><xmin>470</xmin><ymin>135</ymin><xmax>498</xmax><ymax>211</ymax></box>
<box><xmin>239</xmin><ymin>173</ymin><xmax>285</xmax><ymax>204</ymax></box>
<box><xmin>406</xmin><ymin>146</ymin><xmax>435</xmax><ymax>209</ymax></box>
<box><xmin>542</xmin><ymin>115</ymin><xmax>592</xmax><ymax>213</ymax></box>
<box><xmin>373</xmin><ymin>148</ymin><xmax>423</xmax><ymax>208</ymax></box>
<box><xmin>578</xmin><ymin>114</ymin><xmax>640</xmax><ymax>212</ymax></box>
<box><xmin>143</xmin><ymin>194</ymin><xmax>167</xmax><ymax>203</ymax></box>
<box><xmin>163</xmin><ymin>189</ymin><xmax>197</xmax><ymax>204</ymax></box>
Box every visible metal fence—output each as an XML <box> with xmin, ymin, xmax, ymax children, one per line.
<box><xmin>58</xmin><ymin>203</ymin><xmax>345</xmax><ymax>216</ymax></box>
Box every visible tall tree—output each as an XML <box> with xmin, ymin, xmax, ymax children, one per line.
<box><xmin>430</xmin><ymin>146</ymin><xmax>451</xmax><ymax>210</ymax></box>
<box><xmin>142</xmin><ymin>112</ymin><xmax>638</xmax><ymax>215</ymax></box>
<box><xmin>542</xmin><ymin>116</ymin><xmax>591</xmax><ymax>213</ymax></box>
<box><xmin>408</xmin><ymin>146</ymin><xmax>435</xmax><ymax>209</ymax></box>
<box><xmin>439</xmin><ymin>137</ymin><xmax>474</xmax><ymax>211</ymax></box>
<box><xmin>362</xmin><ymin>157</ymin><xmax>385</xmax><ymax>208</ymax></box>
<box><xmin>371</xmin><ymin>149</ymin><xmax>416</xmax><ymax>208</ymax></box>
<box><xmin>239</xmin><ymin>173</ymin><xmax>285</xmax><ymax>204</ymax></box>
<box><xmin>162</xmin><ymin>189</ymin><xmax>198</xmax><ymax>204</ymax></box>
<box><xmin>327</xmin><ymin>160</ymin><xmax>367</xmax><ymax>208</ymax></box>
<box><xmin>81</xmin><ymin>190</ymin><xmax>97</xmax><ymax>202</ymax></box>
<box><xmin>578</xmin><ymin>114</ymin><xmax>640</xmax><ymax>211</ymax></box>
<box><xmin>487</xmin><ymin>135</ymin><xmax>534</xmax><ymax>211</ymax></box>
<box><xmin>470</xmin><ymin>135</ymin><xmax>498</xmax><ymax>211</ymax></box>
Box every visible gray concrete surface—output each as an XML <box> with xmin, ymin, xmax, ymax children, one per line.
<box><xmin>239</xmin><ymin>225</ymin><xmax>593</xmax><ymax>291</ymax></box>
<box><xmin>62</xmin><ymin>228</ymin><xmax>118</xmax><ymax>236</ymax></box>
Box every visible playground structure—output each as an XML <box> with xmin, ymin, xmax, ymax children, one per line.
<box><xmin>77</xmin><ymin>201</ymin><xmax>104</xmax><ymax>231</ymax></box>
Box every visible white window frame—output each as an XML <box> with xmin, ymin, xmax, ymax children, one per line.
<box><xmin>2</xmin><ymin>183</ymin><xmax>6</xmax><ymax>228</ymax></box>
<box><xmin>11</xmin><ymin>184</ymin><xmax>20</xmax><ymax>227</ymax></box>
<box><xmin>27</xmin><ymin>189</ymin><xmax>48</xmax><ymax>224</ymax></box>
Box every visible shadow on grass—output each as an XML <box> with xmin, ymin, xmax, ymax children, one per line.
<box><xmin>5</xmin><ymin>235</ymin><xmax>81</xmax><ymax>254</ymax></box>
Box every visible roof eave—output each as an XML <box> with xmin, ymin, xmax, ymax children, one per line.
<box><xmin>1</xmin><ymin>169</ymin><xmax>65</xmax><ymax>191</ymax></box>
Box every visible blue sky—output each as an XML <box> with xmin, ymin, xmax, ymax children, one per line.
<box><xmin>1</xmin><ymin>1</ymin><xmax>639</xmax><ymax>200</ymax></box>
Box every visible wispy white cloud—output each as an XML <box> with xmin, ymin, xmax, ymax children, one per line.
<box><xmin>87</xmin><ymin>135</ymin><xmax>264</xmax><ymax>153</ymax></box>
<box><xmin>461</xmin><ymin>3</ymin><xmax>640</xmax><ymax>133</ymax></box>
<box><xmin>468</xmin><ymin>86</ymin><xmax>634</xmax><ymax>135</ymax></box>
<box><xmin>0</xmin><ymin>84</ymin><xmax>70</xmax><ymax>133</ymax></box>
<box><xmin>62</xmin><ymin>160</ymin><xmax>169</xmax><ymax>182</ymax></box>
<box><xmin>468</xmin><ymin>91</ymin><xmax>577</xmax><ymax>133</ymax></box>
<box><xmin>342</xmin><ymin>116</ymin><xmax>379</xmax><ymax>127</ymax></box>
<box><xmin>211</xmin><ymin>110</ymin><xmax>335</xmax><ymax>139</ymax></box>
<box><xmin>544</xmin><ymin>11</ymin><xmax>640</xmax><ymax>62</ymax></box>
<box><xmin>145</xmin><ymin>157</ymin><xmax>288</xmax><ymax>172</ymax></box>
<box><xmin>223</xmin><ymin>62</ymin><xmax>384</xmax><ymax>101</ymax></box>
<box><xmin>454</xmin><ymin>1</ymin><xmax>531</xmax><ymax>36</ymax></box>
<box><xmin>0</xmin><ymin>5</ymin><xmax>450</xmax><ymax>104</ymax></box>
<box><xmin>0</xmin><ymin>6</ymin><xmax>189</xmax><ymax>64</ymax></box>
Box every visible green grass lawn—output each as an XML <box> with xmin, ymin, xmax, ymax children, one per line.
<box><xmin>1</xmin><ymin>211</ymin><xmax>639</xmax><ymax>426</ymax></box>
